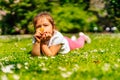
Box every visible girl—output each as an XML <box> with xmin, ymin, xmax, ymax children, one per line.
<box><xmin>32</xmin><ymin>12</ymin><xmax>91</xmax><ymax>56</ymax></box>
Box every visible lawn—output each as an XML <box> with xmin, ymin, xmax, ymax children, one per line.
<box><xmin>0</xmin><ymin>33</ymin><xmax>120</xmax><ymax>80</ymax></box>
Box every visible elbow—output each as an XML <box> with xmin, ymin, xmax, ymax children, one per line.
<box><xmin>31</xmin><ymin>51</ymin><xmax>40</xmax><ymax>56</ymax></box>
<box><xmin>46</xmin><ymin>52</ymin><xmax>57</xmax><ymax>57</ymax></box>
<box><xmin>47</xmin><ymin>54</ymin><xmax>55</xmax><ymax>57</ymax></box>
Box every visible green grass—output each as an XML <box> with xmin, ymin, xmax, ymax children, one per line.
<box><xmin>0</xmin><ymin>33</ymin><xmax>120</xmax><ymax>80</ymax></box>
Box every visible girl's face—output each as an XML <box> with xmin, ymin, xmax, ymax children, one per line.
<box><xmin>35</xmin><ymin>17</ymin><xmax>54</xmax><ymax>34</ymax></box>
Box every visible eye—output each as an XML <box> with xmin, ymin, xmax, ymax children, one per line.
<box><xmin>44</xmin><ymin>24</ymin><xmax>48</xmax><ymax>27</ymax></box>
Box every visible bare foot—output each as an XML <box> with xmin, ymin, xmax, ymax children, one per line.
<box><xmin>79</xmin><ymin>32</ymin><xmax>91</xmax><ymax>43</ymax></box>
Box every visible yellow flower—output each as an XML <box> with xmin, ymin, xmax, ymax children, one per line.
<box><xmin>39</xmin><ymin>28</ymin><xmax>44</xmax><ymax>33</ymax></box>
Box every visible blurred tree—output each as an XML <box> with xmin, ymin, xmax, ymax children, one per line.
<box><xmin>0</xmin><ymin>0</ymin><xmax>49</xmax><ymax>34</ymax></box>
<box><xmin>0</xmin><ymin>0</ymin><xmax>98</xmax><ymax>34</ymax></box>
<box><xmin>50</xmin><ymin>0</ymin><xmax>98</xmax><ymax>33</ymax></box>
<box><xmin>51</xmin><ymin>4</ymin><xmax>97</xmax><ymax>33</ymax></box>
<box><xmin>105</xmin><ymin>0</ymin><xmax>120</xmax><ymax>32</ymax></box>
<box><xmin>0</xmin><ymin>0</ymin><xmax>119</xmax><ymax>34</ymax></box>
<box><xmin>89</xmin><ymin>0</ymin><xmax>120</xmax><ymax>32</ymax></box>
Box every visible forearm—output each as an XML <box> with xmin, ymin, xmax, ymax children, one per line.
<box><xmin>41</xmin><ymin>44</ymin><xmax>55</xmax><ymax>56</ymax></box>
<box><xmin>32</xmin><ymin>42</ymin><xmax>41</xmax><ymax>56</ymax></box>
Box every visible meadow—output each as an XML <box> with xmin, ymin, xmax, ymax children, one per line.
<box><xmin>0</xmin><ymin>33</ymin><xmax>120</xmax><ymax>80</ymax></box>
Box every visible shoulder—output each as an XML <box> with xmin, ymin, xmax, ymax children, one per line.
<box><xmin>51</xmin><ymin>30</ymin><xmax>64</xmax><ymax>41</ymax></box>
<box><xmin>53</xmin><ymin>30</ymin><xmax>64</xmax><ymax>38</ymax></box>
<box><xmin>48</xmin><ymin>30</ymin><xmax>64</xmax><ymax>46</ymax></box>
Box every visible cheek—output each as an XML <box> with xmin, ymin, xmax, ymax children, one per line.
<box><xmin>45</xmin><ymin>26</ymin><xmax>53</xmax><ymax>32</ymax></box>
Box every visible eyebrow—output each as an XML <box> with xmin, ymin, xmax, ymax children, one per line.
<box><xmin>43</xmin><ymin>23</ymin><xmax>49</xmax><ymax>25</ymax></box>
<box><xmin>36</xmin><ymin>25</ymin><xmax>41</xmax><ymax>28</ymax></box>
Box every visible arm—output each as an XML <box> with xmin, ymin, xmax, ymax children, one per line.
<box><xmin>41</xmin><ymin>43</ymin><xmax>62</xmax><ymax>56</ymax></box>
<box><xmin>31</xmin><ymin>29</ymin><xmax>42</xmax><ymax>56</ymax></box>
<box><xmin>32</xmin><ymin>42</ymin><xmax>41</xmax><ymax>56</ymax></box>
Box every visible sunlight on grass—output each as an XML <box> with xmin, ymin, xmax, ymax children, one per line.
<box><xmin>0</xmin><ymin>33</ymin><xmax>120</xmax><ymax>80</ymax></box>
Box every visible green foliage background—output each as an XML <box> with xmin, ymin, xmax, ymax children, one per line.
<box><xmin>0</xmin><ymin>0</ymin><xmax>120</xmax><ymax>34</ymax></box>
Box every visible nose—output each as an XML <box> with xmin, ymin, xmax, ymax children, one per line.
<box><xmin>41</xmin><ymin>25</ymin><xmax>44</xmax><ymax>28</ymax></box>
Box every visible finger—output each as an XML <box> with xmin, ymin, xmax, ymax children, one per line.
<box><xmin>34</xmin><ymin>35</ymin><xmax>40</xmax><ymax>42</ymax></box>
<box><xmin>36</xmin><ymin>38</ymin><xmax>40</xmax><ymax>42</ymax></box>
<box><xmin>42</xmin><ymin>34</ymin><xmax>46</xmax><ymax>40</ymax></box>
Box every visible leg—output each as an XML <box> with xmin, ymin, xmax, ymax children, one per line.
<box><xmin>64</xmin><ymin>36</ymin><xmax>86</xmax><ymax>50</ymax></box>
<box><xmin>76</xmin><ymin>35</ymin><xmax>86</xmax><ymax>48</ymax></box>
<box><xmin>79</xmin><ymin>32</ymin><xmax>91</xmax><ymax>43</ymax></box>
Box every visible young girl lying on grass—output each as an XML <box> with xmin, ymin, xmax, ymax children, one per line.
<box><xmin>32</xmin><ymin>12</ymin><xmax>91</xmax><ymax>56</ymax></box>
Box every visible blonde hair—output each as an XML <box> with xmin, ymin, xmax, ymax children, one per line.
<box><xmin>33</xmin><ymin>12</ymin><xmax>55</xmax><ymax>29</ymax></box>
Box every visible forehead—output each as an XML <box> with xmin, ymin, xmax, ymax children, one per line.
<box><xmin>37</xmin><ymin>17</ymin><xmax>49</xmax><ymax>23</ymax></box>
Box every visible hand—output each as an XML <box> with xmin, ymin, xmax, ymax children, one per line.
<box><xmin>41</xmin><ymin>32</ymin><xmax>52</xmax><ymax>43</ymax></box>
<box><xmin>34</xmin><ymin>30</ymin><xmax>43</xmax><ymax>43</ymax></box>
